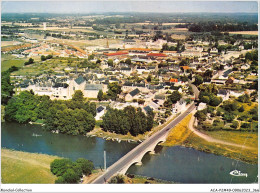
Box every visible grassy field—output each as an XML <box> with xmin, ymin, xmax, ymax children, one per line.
<box><xmin>205</xmin><ymin>130</ymin><xmax>258</xmax><ymax>149</ymax></box>
<box><xmin>184</xmin><ymin>132</ymin><xmax>258</xmax><ymax>164</ymax></box>
<box><xmin>1</xmin><ymin>60</ymin><xmax>25</xmax><ymax>72</ymax></box>
<box><xmin>163</xmin><ymin>114</ymin><xmax>192</xmax><ymax>146</ymax></box>
<box><xmin>161</xmin><ymin>112</ymin><xmax>258</xmax><ymax>164</ymax></box>
<box><xmin>1</xmin><ymin>148</ymin><xmax>60</xmax><ymax>184</ymax></box>
<box><xmin>1</xmin><ymin>54</ymin><xmax>27</xmax><ymax>72</ymax></box>
<box><xmin>228</xmin><ymin>31</ymin><xmax>258</xmax><ymax>35</ymax></box>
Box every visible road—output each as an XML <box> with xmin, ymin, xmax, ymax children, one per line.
<box><xmin>92</xmin><ymin>103</ymin><xmax>196</xmax><ymax>184</ymax></box>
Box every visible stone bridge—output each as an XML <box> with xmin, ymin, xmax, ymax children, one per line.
<box><xmin>118</xmin><ymin>134</ymin><xmax>168</xmax><ymax>175</ymax></box>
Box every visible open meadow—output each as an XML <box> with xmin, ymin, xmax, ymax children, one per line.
<box><xmin>1</xmin><ymin>148</ymin><xmax>60</xmax><ymax>184</ymax></box>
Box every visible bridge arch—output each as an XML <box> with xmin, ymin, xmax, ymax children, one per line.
<box><xmin>118</xmin><ymin>138</ymin><xmax>167</xmax><ymax>175</ymax></box>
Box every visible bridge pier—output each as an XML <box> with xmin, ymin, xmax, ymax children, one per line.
<box><xmin>149</xmin><ymin>150</ymin><xmax>155</xmax><ymax>155</ymax></box>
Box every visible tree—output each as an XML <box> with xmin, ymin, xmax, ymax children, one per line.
<box><xmin>62</xmin><ymin>168</ymin><xmax>80</xmax><ymax>184</ymax></box>
<box><xmin>193</xmin><ymin>75</ymin><xmax>204</xmax><ymax>86</ymax></box>
<box><xmin>168</xmin><ymin>91</ymin><xmax>181</xmax><ymax>104</ymax></box>
<box><xmin>209</xmin><ymin>96</ymin><xmax>222</xmax><ymax>106</ymax></box>
<box><xmin>72</xmin><ymin>90</ymin><xmax>84</xmax><ymax>102</ymax></box>
<box><xmin>238</xmin><ymin>105</ymin><xmax>245</xmax><ymax>112</ymax></box>
<box><xmin>194</xmin><ymin>110</ymin><xmax>207</xmax><ymax>121</ymax></box>
<box><xmin>146</xmin><ymin>74</ymin><xmax>152</xmax><ymax>82</ymax></box>
<box><xmin>107</xmin><ymin>59</ymin><xmax>113</xmax><ymax>67</ymax></box>
<box><xmin>76</xmin><ymin>158</ymin><xmax>94</xmax><ymax>176</ymax></box>
<box><xmin>55</xmin><ymin>176</ymin><xmax>65</xmax><ymax>184</ymax></box>
<box><xmin>88</xmin><ymin>54</ymin><xmax>94</xmax><ymax>60</ymax></box>
<box><xmin>41</xmin><ymin>55</ymin><xmax>46</xmax><ymax>61</ymax></box>
<box><xmin>97</xmin><ymin>90</ymin><xmax>103</xmax><ymax>101</ymax></box>
<box><xmin>28</xmin><ymin>58</ymin><xmax>34</xmax><ymax>64</ymax></box>
<box><xmin>125</xmin><ymin>58</ymin><xmax>131</xmax><ymax>65</ymax></box>
<box><xmin>5</xmin><ymin>91</ymin><xmax>38</xmax><ymax>123</ymax></box>
<box><xmin>107</xmin><ymin>82</ymin><xmax>122</xmax><ymax>100</ymax></box>
<box><xmin>201</xmin><ymin>96</ymin><xmax>210</xmax><ymax>104</ymax></box>
<box><xmin>238</xmin><ymin>94</ymin><xmax>251</xmax><ymax>103</ymax></box>
<box><xmin>231</xmin><ymin>120</ymin><xmax>239</xmax><ymax>129</ymax></box>
<box><xmin>50</xmin><ymin>159</ymin><xmax>73</xmax><ymax>177</ymax></box>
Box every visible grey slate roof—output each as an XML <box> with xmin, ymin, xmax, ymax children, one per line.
<box><xmin>75</xmin><ymin>76</ymin><xmax>85</xmax><ymax>85</ymax></box>
<box><xmin>218</xmin><ymin>89</ymin><xmax>228</xmax><ymax>95</ymax></box>
<box><xmin>129</xmin><ymin>88</ymin><xmax>140</xmax><ymax>97</ymax></box>
<box><xmin>144</xmin><ymin>106</ymin><xmax>152</xmax><ymax>113</ymax></box>
<box><xmin>97</xmin><ymin>106</ymin><xmax>105</xmax><ymax>113</ymax></box>
<box><xmin>85</xmin><ymin>84</ymin><xmax>103</xmax><ymax>90</ymax></box>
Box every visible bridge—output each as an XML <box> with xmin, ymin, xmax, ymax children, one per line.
<box><xmin>92</xmin><ymin>103</ymin><xmax>196</xmax><ymax>184</ymax></box>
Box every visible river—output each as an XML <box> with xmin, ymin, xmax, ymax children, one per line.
<box><xmin>1</xmin><ymin>122</ymin><xmax>258</xmax><ymax>184</ymax></box>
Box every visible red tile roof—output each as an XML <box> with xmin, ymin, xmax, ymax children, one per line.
<box><xmin>170</xmin><ymin>78</ymin><xmax>178</xmax><ymax>83</ymax></box>
<box><xmin>104</xmin><ymin>51</ymin><xmax>129</xmax><ymax>56</ymax></box>
<box><xmin>147</xmin><ymin>53</ymin><xmax>167</xmax><ymax>57</ymax></box>
<box><xmin>180</xmin><ymin>66</ymin><xmax>190</xmax><ymax>70</ymax></box>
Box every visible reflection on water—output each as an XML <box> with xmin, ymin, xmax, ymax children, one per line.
<box><xmin>1</xmin><ymin>122</ymin><xmax>136</xmax><ymax>167</ymax></box>
<box><xmin>2</xmin><ymin>122</ymin><xmax>258</xmax><ymax>183</ymax></box>
<box><xmin>127</xmin><ymin>146</ymin><xmax>258</xmax><ymax>184</ymax></box>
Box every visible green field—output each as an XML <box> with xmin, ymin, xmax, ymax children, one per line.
<box><xmin>1</xmin><ymin>148</ymin><xmax>60</xmax><ymax>184</ymax></box>
<box><xmin>184</xmin><ymin>131</ymin><xmax>258</xmax><ymax>164</ymax></box>
<box><xmin>1</xmin><ymin>54</ymin><xmax>26</xmax><ymax>72</ymax></box>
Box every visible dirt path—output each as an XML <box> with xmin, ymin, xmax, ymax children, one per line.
<box><xmin>188</xmin><ymin>111</ymin><xmax>256</xmax><ymax>150</ymax></box>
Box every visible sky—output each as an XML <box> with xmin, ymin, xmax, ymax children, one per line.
<box><xmin>1</xmin><ymin>1</ymin><xmax>258</xmax><ymax>14</ymax></box>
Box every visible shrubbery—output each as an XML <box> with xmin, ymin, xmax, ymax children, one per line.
<box><xmin>50</xmin><ymin>158</ymin><xmax>94</xmax><ymax>184</ymax></box>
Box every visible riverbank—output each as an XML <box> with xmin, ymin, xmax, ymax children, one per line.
<box><xmin>162</xmin><ymin>113</ymin><xmax>258</xmax><ymax>164</ymax></box>
<box><xmin>86</xmin><ymin>113</ymin><xmax>180</xmax><ymax>143</ymax></box>
<box><xmin>125</xmin><ymin>175</ymin><xmax>175</xmax><ymax>184</ymax></box>
<box><xmin>1</xmin><ymin>148</ymin><xmax>59</xmax><ymax>184</ymax></box>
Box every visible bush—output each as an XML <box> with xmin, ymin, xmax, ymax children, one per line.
<box><xmin>194</xmin><ymin>110</ymin><xmax>207</xmax><ymax>121</ymax></box>
<box><xmin>55</xmin><ymin>176</ymin><xmax>65</xmax><ymax>184</ymax></box>
<box><xmin>201</xmin><ymin>96</ymin><xmax>210</xmax><ymax>104</ymax></box>
<box><xmin>241</xmin><ymin>122</ymin><xmax>251</xmax><ymax>129</ymax></box>
<box><xmin>209</xmin><ymin>96</ymin><xmax>222</xmax><ymax>106</ymax></box>
<box><xmin>50</xmin><ymin>159</ymin><xmax>73</xmax><ymax>177</ymax></box>
<box><xmin>76</xmin><ymin>158</ymin><xmax>94</xmax><ymax>176</ymax></box>
<box><xmin>222</xmin><ymin>113</ymin><xmax>235</xmax><ymax>122</ymax></box>
<box><xmin>62</xmin><ymin>168</ymin><xmax>80</xmax><ymax>184</ymax></box>
<box><xmin>238</xmin><ymin>105</ymin><xmax>244</xmax><ymax>112</ymax></box>
<box><xmin>109</xmin><ymin>175</ymin><xmax>125</xmax><ymax>184</ymax></box>
<box><xmin>231</xmin><ymin>120</ymin><xmax>239</xmax><ymax>129</ymax></box>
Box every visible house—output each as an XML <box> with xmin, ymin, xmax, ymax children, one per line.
<box><xmin>95</xmin><ymin>106</ymin><xmax>106</xmax><ymax>120</ymax></box>
<box><xmin>120</xmin><ymin>67</ymin><xmax>132</xmax><ymax>76</ymax></box>
<box><xmin>83</xmin><ymin>84</ymin><xmax>104</xmax><ymax>98</ymax></box>
<box><xmin>125</xmin><ymin>88</ymin><xmax>140</xmax><ymax>102</ymax></box>
<box><xmin>217</xmin><ymin>89</ymin><xmax>230</xmax><ymax>101</ymax></box>
<box><xmin>197</xmin><ymin>103</ymin><xmax>207</xmax><ymax>111</ymax></box>
<box><xmin>69</xmin><ymin>75</ymin><xmax>86</xmax><ymax>97</ymax></box>
<box><xmin>143</xmin><ymin>105</ymin><xmax>153</xmax><ymax>114</ymax></box>
<box><xmin>52</xmin><ymin>83</ymin><xmax>70</xmax><ymax>99</ymax></box>
<box><xmin>225</xmin><ymin>77</ymin><xmax>235</xmax><ymax>84</ymax></box>
<box><xmin>172</xmin><ymin>99</ymin><xmax>186</xmax><ymax>114</ymax></box>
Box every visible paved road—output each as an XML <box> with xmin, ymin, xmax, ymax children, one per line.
<box><xmin>92</xmin><ymin>103</ymin><xmax>196</xmax><ymax>184</ymax></box>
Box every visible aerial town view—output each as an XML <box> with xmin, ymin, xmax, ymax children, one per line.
<box><xmin>1</xmin><ymin>1</ymin><xmax>258</xmax><ymax>191</ymax></box>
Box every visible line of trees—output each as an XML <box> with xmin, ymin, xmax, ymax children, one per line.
<box><xmin>50</xmin><ymin>158</ymin><xmax>94</xmax><ymax>184</ymax></box>
<box><xmin>41</xmin><ymin>54</ymin><xmax>53</xmax><ymax>61</ymax></box>
<box><xmin>102</xmin><ymin>106</ymin><xmax>155</xmax><ymax>136</ymax></box>
<box><xmin>5</xmin><ymin>90</ymin><xmax>96</xmax><ymax>135</ymax></box>
<box><xmin>187</xmin><ymin>22</ymin><xmax>258</xmax><ymax>32</ymax></box>
<box><xmin>1</xmin><ymin>66</ymin><xmax>19</xmax><ymax>104</ymax></box>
